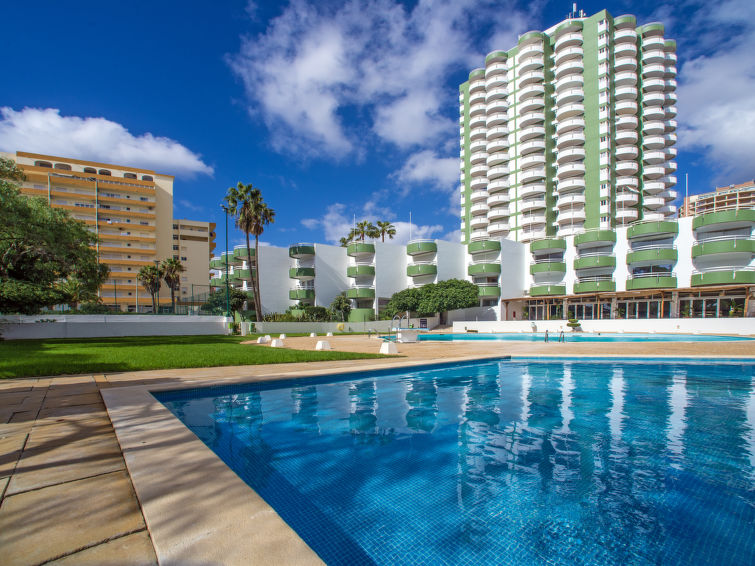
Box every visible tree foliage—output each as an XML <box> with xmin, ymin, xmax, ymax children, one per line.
<box><xmin>376</xmin><ymin>221</ymin><xmax>396</xmax><ymax>242</ymax></box>
<box><xmin>330</xmin><ymin>292</ymin><xmax>352</xmax><ymax>321</ymax></box>
<box><xmin>0</xmin><ymin>158</ymin><xmax>109</xmax><ymax>314</ymax></box>
<box><xmin>384</xmin><ymin>279</ymin><xmax>479</xmax><ymax>317</ymax></box>
<box><xmin>137</xmin><ymin>264</ymin><xmax>163</xmax><ymax>313</ymax></box>
<box><xmin>161</xmin><ymin>257</ymin><xmax>185</xmax><ymax>313</ymax></box>
<box><xmin>202</xmin><ymin>287</ymin><xmax>251</xmax><ymax>315</ymax></box>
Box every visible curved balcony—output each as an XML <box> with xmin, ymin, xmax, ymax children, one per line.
<box><xmin>615</xmin><ymin>100</ymin><xmax>638</xmax><ymax>115</ymax></box>
<box><xmin>616</xmin><ymin>209</ymin><xmax>639</xmax><ymax>223</ymax></box>
<box><xmin>643</xmin><ymin>91</ymin><xmax>665</xmax><ymax>106</ymax></box>
<box><xmin>487</xmin><ymin>178</ymin><xmax>509</xmax><ymax>194</ymax></box>
<box><xmin>530</xmin><ymin>261</ymin><xmax>566</xmax><ymax>275</ymax></box>
<box><xmin>615</xmin><ymin>85</ymin><xmax>638</xmax><ymax>101</ymax></box>
<box><xmin>347</xmin><ymin>242</ymin><xmax>375</xmax><ymax>256</ymax></box>
<box><xmin>614</xmin><ymin>42</ymin><xmax>637</xmax><ymax>58</ymax></box>
<box><xmin>468</xmin><ymin>240</ymin><xmax>500</xmax><ymax>254</ymax></box>
<box><xmin>642</xmin><ymin>106</ymin><xmax>665</xmax><ymax>121</ymax></box>
<box><xmin>643</xmin><ymin>135</ymin><xmax>665</xmax><ymax>149</ymax></box>
<box><xmin>555</xmin><ymin>88</ymin><xmax>585</xmax><ymax>107</ymax></box>
<box><xmin>520</xmin><ymin>211</ymin><xmax>547</xmax><ymax>228</ymax></box>
<box><xmin>556</xmin><ymin>131</ymin><xmax>585</xmax><ymax>149</ymax></box>
<box><xmin>519</xmin><ymin>182</ymin><xmax>546</xmax><ymax>199</ymax></box>
<box><xmin>486</xmin><ymin>141</ymin><xmax>509</xmax><ymax>158</ymax></box>
<box><xmin>486</xmin><ymin>112</ymin><xmax>508</xmax><ymax>127</ymax></box>
<box><xmin>693</xmin><ymin>209</ymin><xmax>755</xmax><ymax>232</ymax></box>
<box><xmin>642</xmin><ymin>63</ymin><xmax>666</xmax><ymax>79</ymax></box>
<box><xmin>691</xmin><ymin>267</ymin><xmax>755</xmax><ymax>287</ymax></box>
<box><xmin>613</xmin><ymin>57</ymin><xmax>637</xmax><ymax>72</ymax></box>
<box><xmin>470</xmin><ymin>215</ymin><xmax>489</xmax><ymax>229</ymax></box>
<box><xmin>470</xmin><ymin>176</ymin><xmax>488</xmax><ymax>191</ymax></box>
<box><xmin>486</xmin><ymin>97</ymin><xmax>508</xmax><ymax>113</ymax></box>
<box><xmin>530</xmin><ymin>238</ymin><xmax>566</xmax><ymax>253</ymax></box>
<box><xmin>557</xmin><ymin>147</ymin><xmax>585</xmax><ymax>164</ymax></box>
<box><xmin>556</xmin><ymin>162</ymin><xmax>586</xmax><ymax>179</ymax></box>
<box><xmin>557</xmin><ymin>193</ymin><xmax>585</xmax><ymax>207</ymax></box>
<box><xmin>209</xmin><ymin>257</ymin><xmax>224</xmax><ymax>269</ymax></box>
<box><xmin>521</xmin><ymin>167</ymin><xmax>547</xmax><ymax>183</ymax></box>
<box><xmin>477</xmin><ymin>284</ymin><xmax>501</xmax><ymax>298</ymax></box>
<box><xmin>554</xmin><ymin>60</ymin><xmax>584</xmax><ymax>79</ymax></box>
<box><xmin>487</xmin><ymin>192</ymin><xmax>510</xmax><ymax>207</ymax></box>
<box><xmin>616</xmin><ymin>161</ymin><xmax>639</xmax><ymax>176</ymax></box>
<box><xmin>627</xmin><ymin>247</ymin><xmax>677</xmax><ymax>266</ymax></box>
<box><xmin>529</xmin><ymin>284</ymin><xmax>566</xmax><ymax>297</ymax></box>
<box><xmin>485</xmin><ymin>50</ymin><xmax>507</xmax><ymax>65</ymax></box>
<box><xmin>554</xmin><ymin>46</ymin><xmax>583</xmax><ymax>65</ymax></box>
<box><xmin>407</xmin><ymin>262</ymin><xmax>438</xmax><ymax>277</ymax></box>
<box><xmin>468</xmin><ymin>262</ymin><xmax>501</xmax><ymax>276</ymax></box>
<box><xmin>643</xmin><ymin>78</ymin><xmax>666</xmax><ymax>92</ymax></box>
<box><xmin>519</xmin><ymin>96</ymin><xmax>545</xmax><ymax>115</ymax></box>
<box><xmin>406</xmin><ymin>240</ymin><xmax>438</xmax><ymax>256</ymax></box>
<box><xmin>615</xmin><ymin>145</ymin><xmax>639</xmax><ymax>160</ymax></box>
<box><xmin>520</xmin><ymin>125</ymin><xmax>546</xmax><ymax>141</ymax></box>
<box><xmin>555</xmin><ymin>117</ymin><xmax>585</xmax><ymax>135</ymax></box>
<box><xmin>488</xmin><ymin>207</ymin><xmax>509</xmax><ymax>222</ymax></box>
<box><xmin>289</xmin><ymin>288</ymin><xmax>315</xmax><ymax>300</ymax></box>
<box><xmin>347</xmin><ymin>264</ymin><xmax>375</xmax><ymax>278</ymax></box>
<box><xmin>470</xmin><ymin>203</ymin><xmax>489</xmax><ymax>216</ymax></box>
<box><xmin>470</xmin><ymin>137</ymin><xmax>487</xmax><ymax>153</ymax></box>
<box><xmin>470</xmin><ymin>229</ymin><xmax>488</xmax><ymax>241</ymax></box>
<box><xmin>555</xmin><ymin>103</ymin><xmax>585</xmax><ymax>121</ymax></box>
<box><xmin>573</xmin><ymin>278</ymin><xmax>616</xmax><ymax>293</ymax></box>
<box><xmin>469</xmin><ymin>90</ymin><xmax>486</xmax><ymax>105</ymax></box>
<box><xmin>488</xmin><ymin>165</ymin><xmax>509</xmax><ymax>180</ymax></box>
<box><xmin>470</xmin><ymin>164</ymin><xmax>488</xmax><ymax>178</ymax></box>
<box><xmin>616</xmin><ymin>175</ymin><xmax>638</xmax><ymax>188</ymax></box>
<box><xmin>231</xmin><ymin>268</ymin><xmax>253</xmax><ymax>282</ymax></box>
<box><xmin>519</xmin><ymin>154</ymin><xmax>546</xmax><ymax>170</ymax></box>
<box><xmin>643</xmin><ymin>212</ymin><xmax>666</xmax><ymax>222</ymax></box>
<box><xmin>469</xmin><ymin>102</ymin><xmax>486</xmax><ymax>116</ymax></box>
<box><xmin>691</xmin><ymin>237</ymin><xmax>754</xmax><ymax>259</ymax></box>
<box><xmin>518</xmin><ymin>70</ymin><xmax>545</xmax><ymax>88</ymax></box>
<box><xmin>470</xmin><ymin>127</ymin><xmax>486</xmax><ymax>140</ymax></box>
<box><xmin>518</xmin><ymin>55</ymin><xmax>544</xmax><ymax>74</ymax></box>
<box><xmin>485</xmin><ymin>62</ymin><xmax>507</xmax><ymax>78</ymax></box>
<box><xmin>287</xmin><ymin>243</ymin><xmax>315</xmax><ymax>259</ymax></box>
<box><xmin>557</xmin><ymin>208</ymin><xmax>586</xmax><ymax>224</ymax></box>
<box><xmin>626</xmin><ymin>272</ymin><xmax>676</xmax><ymax>290</ymax></box>
<box><xmin>615</xmin><ymin>115</ymin><xmax>638</xmax><ymax>130</ymax></box>
<box><xmin>574</xmin><ymin>229</ymin><xmax>616</xmax><ymax>248</ymax></box>
<box><xmin>557</xmin><ymin>177</ymin><xmax>585</xmax><ymax>193</ymax></box>
<box><xmin>616</xmin><ymin>191</ymin><xmax>639</xmax><ymax>206</ymax></box>
<box><xmin>486</xmin><ymin>126</ymin><xmax>509</xmax><ymax>140</ymax></box>
<box><xmin>345</xmin><ymin>286</ymin><xmax>375</xmax><ymax>299</ymax></box>
<box><xmin>289</xmin><ymin>267</ymin><xmax>315</xmax><ymax>280</ymax></box>
<box><xmin>643</xmin><ymin>165</ymin><xmax>666</xmax><ymax>179</ymax></box>
<box><xmin>574</xmin><ymin>255</ymin><xmax>616</xmax><ymax>270</ymax></box>
<box><xmin>615</xmin><ymin>129</ymin><xmax>639</xmax><ymax>145</ymax></box>
<box><xmin>627</xmin><ymin>220</ymin><xmax>678</xmax><ymax>239</ymax></box>
<box><xmin>520</xmin><ymin>197</ymin><xmax>547</xmax><ymax>212</ymax></box>
<box><xmin>519</xmin><ymin>140</ymin><xmax>545</xmax><ymax>156</ymax></box>
<box><xmin>643</xmin><ymin>150</ymin><xmax>666</xmax><ymax>165</ymax></box>
<box><xmin>470</xmin><ymin>151</ymin><xmax>488</xmax><ymax>165</ymax></box>
<box><xmin>210</xmin><ymin>276</ymin><xmax>226</xmax><ymax>287</ymax></box>
<box><xmin>520</xmin><ymin>111</ymin><xmax>546</xmax><ymax>128</ymax></box>
<box><xmin>665</xmin><ymin>106</ymin><xmax>678</xmax><ymax>119</ymax></box>
<box><xmin>487</xmin><ymin>222</ymin><xmax>510</xmax><ymax>237</ymax></box>
<box><xmin>470</xmin><ymin>189</ymin><xmax>488</xmax><ymax>203</ymax></box>
<box><xmin>554</xmin><ymin>32</ymin><xmax>583</xmax><ymax>51</ymax></box>
<box><xmin>614</xmin><ymin>28</ymin><xmax>637</xmax><ymax>43</ymax></box>
<box><xmin>614</xmin><ymin>71</ymin><xmax>637</xmax><ymax>87</ymax></box>
<box><xmin>555</xmin><ymin>74</ymin><xmax>584</xmax><ymax>93</ymax></box>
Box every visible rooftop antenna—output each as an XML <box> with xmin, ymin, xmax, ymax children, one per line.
<box><xmin>573</xmin><ymin>3</ymin><xmax>577</xmax><ymax>17</ymax></box>
<box><xmin>685</xmin><ymin>173</ymin><xmax>689</xmax><ymax>216</ymax></box>
<box><xmin>409</xmin><ymin>211</ymin><xmax>413</xmax><ymax>241</ymax></box>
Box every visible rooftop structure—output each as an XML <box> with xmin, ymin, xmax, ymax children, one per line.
<box><xmin>681</xmin><ymin>180</ymin><xmax>755</xmax><ymax>217</ymax></box>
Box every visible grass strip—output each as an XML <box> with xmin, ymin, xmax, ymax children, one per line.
<box><xmin>0</xmin><ymin>335</ymin><xmax>388</xmax><ymax>379</ymax></box>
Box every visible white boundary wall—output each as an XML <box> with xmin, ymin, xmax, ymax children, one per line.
<box><xmin>452</xmin><ymin>317</ymin><xmax>755</xmax><ymax>336</ymax></box>
<box><xmin>1</xmin><ymin>315</ymin><xmax>231</xmax><ymax>340</ymax></box>
<box><xmin>255</xmin><ymin>315</ymin><xmax>440</xmax><ymax>335</ymax></box>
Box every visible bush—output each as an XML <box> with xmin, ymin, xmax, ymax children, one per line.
<box><xmin>78</xmin><ymin>301</ymin><xmax>110</xmax><ymax>314</ymax></box>
<box><xmin>567</xmin><ymin>318</ymin><xmax>581</xmax><ymax>331</ymax></box>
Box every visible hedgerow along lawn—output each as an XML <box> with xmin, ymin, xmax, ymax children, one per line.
<box><xmin>0</xmin><ymin>335</ymin><xmax>389</xmax><ymax>378</ymax></box>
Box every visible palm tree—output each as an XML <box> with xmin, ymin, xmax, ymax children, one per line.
<box><xmin>354</xmin><ymin>220</ymin><xmax>378</xmax><ymax>241</ymax></box>
<box><xmin>137</xmin><ymin>264</ymin><xmax>163</xmax><ymax>313</ymax></box>
<box><xmin>161</xmin><ymin>258</ymin><xmax>185</xmax><ymax>313</ymax></box>
<box><xmin>58</xmin><ymin>276</ymin><xmax>97</xmax><ymax>310</ymax></box>
<box><xmin>224</xmin><ymin>182</ymin><xmax>275</xmax><ymax>321</ymax></box>
<box><xmin>376</xmin><ymin>221</ymin><xmax>396</xmax><ymax>242</ymax></box>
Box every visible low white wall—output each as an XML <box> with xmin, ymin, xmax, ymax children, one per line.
<box><xmin>447</xmin><ymin>306</ymin><xmax>500</xmax><ymax>325</ymax></box>
<box><xmin>0</xmin><ymin>315</ymin><xmax>231</xmax><ymax>340</ymax></box>
<box><xmin>452</xmin><ymin>317</ymin><xmax>755</xmax><ymax>336</ymax></box>
<box><xmin>255</xmin><ymin>315</ymin><xmax>440</xmax><ymax>335</ymax></box>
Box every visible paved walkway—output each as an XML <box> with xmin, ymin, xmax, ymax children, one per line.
<box><xmin>1</xmin><ymin>335</ymin><xmax>753</xmax><ymax>565</ymax></box>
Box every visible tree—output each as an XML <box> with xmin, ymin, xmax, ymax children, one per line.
<box><xmin>383</xmin><ymin>279</ymin><xmax>479</xmax><ymax>317</ymax></box>
<box><xmin>353</xmin><ymin>220</ymin><xmax>378</xmax><ymax>241</ymax></box>
<box><xmin>330</xmin><ymin>292</ymin><xmax>352</xmax><ymax>321</ymax></box>
<box><xmin>202</xmin><ymin>287</ymin><xmax>250</xmax><ymax>315</ymax></box>
<box><xmin>0</xmin><ymin>158</ymin><xmax>109</xmax><ymax>314</ymax></box>
<box><xmin>161</xmin><ymin>258</ymin><xmax>185</xmax><ymax>313</ymax></box>
<box><xmin>376</xmin><ymin>221</ymin><xmax>396</xmax><ymax>242</ymax></box>
<box><xmin>137</xmin><ymin>264</ymin><xmax>163</xmax><ymax>313</ymax></box>
<box><xmin>383</xmin><ymin>287</ymin><xmax>423</xmax><ymax>318</ymax></box>
<box><xmin>59</xmin><ymin>273</ymin><xmax>105</xmax><ymax>310</ymax></box>
<box><xmin>224</xmin><ymin>182</ymin><xmax>275</xmax><ymax>322</ymax></box>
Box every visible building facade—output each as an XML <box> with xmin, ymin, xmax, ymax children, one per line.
<box><xmin>459</xmin><ymin>9</ymin><xmax>677</xmax><ymax>247</ymax></box>
<box><xmin>681</xmin><ymin>180</ymin><xmax>755</xmax><ymax>217</ymax></box>
<box><xmin>6</xmin><ymin>151</ymin><xmax>214</xmax><ymax>312</ymax></box>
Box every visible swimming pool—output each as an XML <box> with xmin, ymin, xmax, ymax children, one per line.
<box><xmin>157</xmin><ymin>359</ymin><xmax>755</xmax><ymax>565</ymax></box>
<box><xmin>416</xmin><ymin>332</ymin><xmax>755</xmax><ymax>342</ymax></box>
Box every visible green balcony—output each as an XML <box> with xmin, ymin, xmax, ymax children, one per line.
<box><xmin>519</xmin><ymin>31</ymin><xmax>545</xmax><ymax>44</ymax></box>
<box><xmin>530</xmin><ymin>238</ymin><xmax>566</xmax><ymax>253</ymax></box>
<box><xmin>231</xmin><ymin>268</ymin><xmax>252</xmax><ymax>280</ymax></box>
<box><xmin>347</xmin><ymin>265</ymin><xmax>375</xmax><ymax>277</ymax></box>
<box><xmin>406</xmin><ymin>241</ymin><xmax>437</xmax><ymax>255</ymax></box>
<box><xmin>529</xmin><ymin>284</ymin><xmax>566</xmax><ymax>297</ymax></box>
<box><xmin>613</xmin><ymin>15</ymin><xmax>636</xmax><ymax>27</ymax></box>
<box><xmin>574</xmin><ymin>230</ymin><xmax>616</xmax><ymax>247</ymax></box>
<box><xmin>625</xmin><ymin>274</ymin><xmax>677</xmax><ymax>290</ymax></box>
<box><xmin>691</xmin><ymin>239</ymin><xmax>755</xmax><ymax>258</ymax></box>
<box><xmin>407</xmin><ymin>263</ymin><xmax>437</xmax><ymax>277</ymax></box>
<box><xmin>348</xmin><ymin>308</ymin><xmax>375</xmax><ymax>322</ymax></box>
<box><xmin>468</xmin><ymin>240</ymin><xmax>501</xmax><ymax>254</ymax></box>
<box><xmin>289</xmin><ymin>288</ymin><xmax>315</xmax><ymax>300</ymax></box>
<box><xmin>478</xmin><ymin>285</ymin><xmax>501</xmax><ymax>297</ymax></box>
<box><xmin>209</xmin><ymin>257</ymin><xmax>224</xmax><ymax>269</ymax></box>
<box><xmin>692</xmin><ymin>209</ymin><xmax>755</xmax><ymax>231</ymax></box>
<box><xmin>347</xmin><ymin>242</ymin><xmax>375</xmax><ymax>256</ymax></box>
<box><xmin>530</xmin><ymin>261</ymin><xmax>566</xmax><ymax>275</ymax></box>
<box><xmin>484</xmin><ymin>50</ymin><xmax>508</xmax><ymax>64</ymax></box>
<box><xmin>210</xmin><ymin>277</ymin><xmax>225</xmax><ymax>287</ymax></box>
<box><xmin>627</xmin><ymin>220</ymin><xmax>678</xmax><ymax>239</ymax></box>
<box><xmin>469</xmin><ymin>68</ymin><xmax>485</xmax><ymax>80</ymax></box>
<box><xmin>573</xmin><ymin>280</ymin><xmax>616</xmax><ymax>294</ymax></box>
<box><xmin>289</xmin><ymin>267</ymin><xmax>315</xmax><ymax>279</ymax></box>
<box><xmin>626</xmin><ymin>248</ymin><xmax>677</xmax><ymax>264</ymax></box>
<box><xmin>289</xmin><ymin>244</ymin><xmax>315</xmax><ymax>258</ymax></box>
<box><xmin>346</xmin><ymin>287</ymin><xmax>375</xmax><ymax>299</ymax></box>
<box><xmin>574</xmin><ymin>256</ymin><xmax>616</xmax><ymax>270</ymax></box>
<box><xmin>233</xmin><ymin>247</ymin><xmax>254</xmax><ymax>260</ymax></box>
<box><xmin>691</xmin><ymin>270</ymin><xmax>755</xmax><ymax>287</ymax></box>
<box><xmin>468</xmin><ymin>262</ymin><xmax>501</xmax><ymax>276</ymax></box>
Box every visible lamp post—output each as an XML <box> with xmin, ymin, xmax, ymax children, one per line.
<box><xmin>222</xmin><ymin>205</ymin><xmax>231</xmax><ymax>318</ymax></box>
<box><xmin>153</xmin><ymin>259</ymin><xmax>160</xmax><ymax>314</ymax></box>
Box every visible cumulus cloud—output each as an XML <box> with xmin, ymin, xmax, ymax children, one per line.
<box><xmin>0</xmin><ymin>107</ymin><xmax>213</xmax><ymax>178</ymax></box>
<box><xmin>228</xmin><ymin>0</ymin><xmax>532</xmax><ymax>158</ymax></box>
<box><xmin>674</xmin><ymin>0</ymin><xmax>755</xmax><ymax>183</ymax></box>
<box><xmin>395</xmin><ymin>150</ymin><xmax>459</xmax><ymax>192</ymax></box>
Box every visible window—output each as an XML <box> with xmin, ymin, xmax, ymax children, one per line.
<box><xmin>599</xmin><ymin>48</ymin><xmax>605</xmax><ymax>54</ymax></box>
<box><xmin>173</xmin><ymin>245</ymin><xmax>179</xmax><ymax>250</ymax></box>
<box><xmin>98</xmin><ymin>169</ymin><xmax>112</xmax><ymax>176</ymax></box>
<box><xmin>83</xmin><ymin>167</ymin><xmax>97</xmax><ymax>174</ymax></box>
<box><xmin>142</xmin><ymin>175</ymin><xmax>153</xmax><ymax>181</ymax></box>
<box><xmin>173</xmin><ymin>235</ymin><xmax>178</xmax><ymax>240</ymax></box>
<box><xmin>173</xmin><ymin>255</ymin><xmax>179</xmax><ymax>260</ymax></box>
<box><xmin>173</xmin><ymin>224</ymin><xmax>178</xmax><ymax>229</ymax></box>
<box><xmin>180</xmin><ymin>256</ymin><xmax>187</xmax><ymax>261</ymax></box>
<box><xmin>54</xmin><ymin>163</ymin><xmax>72</xmax><ymax>170</ymax></box>
<box><xmin>600</xmin><ymin>199</ymin><xmax>608</xmax><ymax>205</ymax></box>
<box><xmin>123</xmin><ymin>172</ymin><xmax>137</xmax><ymax>179</ymax></box>
<box><xmin>34</xmin><ymin>161</ymin><xmax>52</xmax><ymax>168</ymax></box>
<box><xmin>600</xmin><ymin>136</ymin><xmax>607</xmax><ymax>142</ymax></box>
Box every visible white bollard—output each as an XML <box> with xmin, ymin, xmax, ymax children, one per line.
<box><xmin>270</xmin><ymin>339</ymin><xmax>284</xmax><ymax>348</ymax></box>
<box><xmin>279</xmin><ymin>333</ymin><xmax>287</xmax><ymax>339</ymax></box>
<box><xmin>257</xmin><ymin>336</ymin><xmax>270</xmax><ymax>344</ymax></box>
<box><xmin>240</xmin><ymin>322</ymin><xmax>250</xmax><ymax>336</ymax></box>
<box><xmin>315</xmin><ymin>340</ymin><xmax>331</xmax><ymax>350</ymax></box>
<box><xmin>310</xmin><ymin>332</ymin><xmax>317</xmax><ymax>337</ymax></box>
<box><xmin>264</xmin><ymin>335</ymin><xmax>271</xmax><ymax>341</ymax></box>
<box><xmin>326</xmin><ymin>332</ymin><xmax>333</xmax><ymax>337</ymax></box>
<box><xmin>379</xmin><ymin>342</ymin><xmax>399</xmax><ymax>354</ymax></box>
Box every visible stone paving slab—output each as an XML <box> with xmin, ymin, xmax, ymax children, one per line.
<box><xmin>46</xmin><ymin>531</ymin><xmax>157</xmax><ymax>566</ymax></box>
<box><xmin>0</xmin><ymin>470</ymin><xmax>147</xmax><ymax>566</ymax></box>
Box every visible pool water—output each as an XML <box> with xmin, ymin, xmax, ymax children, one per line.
<box><xmin>157</xmin><ymin>359</ymin><xmax>755</xmax><ymax>565</ymax></box>
<box><xmin>416</xmin><ymin>332</ymin><xmax>755</xmax><ymax>342</ymax></box>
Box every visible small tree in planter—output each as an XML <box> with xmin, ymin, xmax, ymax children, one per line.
<box><xmin>567</xmin><ymin>318</ymin><xmax>582</xmax><ymax>332</ymax></box>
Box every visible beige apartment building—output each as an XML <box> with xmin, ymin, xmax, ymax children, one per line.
<box><xmin>681</xmin><ymin>180</ymin><xmax>755</xmax><ymax>217</ymax></box>
<box><xmin>5</xmin><ymin>151</ymin><xmax>215</xmax><ymax>312</ymax></box>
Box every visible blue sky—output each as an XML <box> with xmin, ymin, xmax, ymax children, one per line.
<box><xmin>1</xmin><ymin>0</ymin><xmax>753</xmax><ymax>250</ymax></box>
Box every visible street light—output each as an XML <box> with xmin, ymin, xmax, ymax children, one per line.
<box><xmin>221</xmin><ymin>205</ymin><xmax>231</xmax><ymax>318</ymax></box>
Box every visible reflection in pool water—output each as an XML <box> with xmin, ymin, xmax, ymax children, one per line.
<box><xmin>158</xmin><ymin>359</ymin><xmax>755</xmax><ymax>565</ymax></box>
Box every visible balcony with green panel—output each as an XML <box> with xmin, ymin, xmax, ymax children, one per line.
<box><xmin>574</xmin><ymin>229</ymin><xmax>616</xmax><ymax>248</ymax></box>
<box><xmin>691</xmin><ymin>237</ymin><xmax>754</xmax><ymax>259</ymax></box>
<box><xmin>477</xmin><ymin>284</ymin><xmax>501</xmax><ymax>298</ymax></box>
<box><xmin>407</xmin><ymin>263</ymin><xmax>437</xmax><ymax>277</ymax></box>
<box><xmin>289</xmin><ymin>243</ymin><xmax>315</xmax><ymax>258</ymax></box>
<box><xmin>348</xmin><ymin>308</ymin><xmax>375</xmax><ymax>322</ymax></box>
<box><xmin>468</xmin><ymin>262</ymin><xmax>501</xmax><ymax>276</ymax></box>
<box><xmin>347</xmin><ymin>264</ymin><xmax>375</xmax><ymax>278</ymax></box>
<box><xmin>574</xmin><ymin>255</ymin><xmax>616</xmax><ymax>271</ymax></box>
<box><xmin>573</xmin><ymin>279</ymin><xmax>616</xmax><ymax>294</ymax></box>
<box><xmin>626</xmin><ymin>247</ymin><xmax>677</xmax><ymax>265</ymax></box>
<box><xmin>530</xmin><ymin>238</ymin><xmax>566</xmax><ymax>254</ymax></box>
<box><xmin>209</xmin><ymin>257</ymin><xmax>224</xmax><ymax>269</ymax></box>
<box><xmin>346</xmin><ymin>287</ymin><xmax>376</xmax><ymax>299</ymax></box>
<box><xmin>625</xmin><ymin>273</ymin><xmax>677</xmax><ymax>290</ymax></box>
<box><xmin>289</xmin><ymin>288</ymin><xmax>315</xmax><ymax>300</ymax></box>
<box><xmin>233</xmin><ymin>245</ymin><xmax>254</xmax><ymax>261</ymax></box>
<box><xmin>691</xmin><ymin>268</ymin><xmax>755</xmax><ymax>287</ymax></box>
<box><xmin>210</xmin><ymin>276</ymin><xmax>226</xmax><ymax>287</ymax></box>
<box><xmin>468</xmin><ymin>240</ymin><xmax>501</xmax><ymax>254</ymax></box>
<box><xmin>529</xmin><ymin>284</ymin><xmax>566</xmax><ymax>297</ymax></box>
<box><xmin>230</xmin><ymin>268</ymin><xmax>253</xmax><ymax>281</ymax></box>
<box><xmin>346</xmin><ymin>242</ymin><xmax>375</xmax><ymax>257</ymax></box>
<box><xmin>406</xmin><ymin>240</ymin><xmax>438</xmax><ymax>256</ymax></box>
<box><xmin>692</xmin><ymin>209</ymin><xmax>755</xmax><ymax>232</ymax></box>
<box><xmin>289</xmin><ymin>267</ymin><xmax>315</xmax><ymax>280</ymax></box>
<box><xmin>530</xmin><ymin>261</ymin><xmax>566</xmax><ymax>275</ymax></box>
<box><xmin>627</xmin><ymin>220</ymin><xmax>678</xmax><ymax>240</ymax></box>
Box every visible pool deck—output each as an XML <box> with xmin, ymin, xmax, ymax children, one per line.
<box><xmin>1</xmin><ymin>335</ymin><xmax>753</xmax><ymax>565</ymax></box>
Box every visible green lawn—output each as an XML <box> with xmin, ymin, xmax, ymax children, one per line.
<box><xmin>0</xmin><ymin>335</ymin><xmax>389</xmax><ymax>378</ymax></box>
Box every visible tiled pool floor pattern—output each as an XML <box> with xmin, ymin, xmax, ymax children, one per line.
<box><xmin>159</xmin><ymin>360</ymin><xmax>755</xmax><ymax>565</ymax></box>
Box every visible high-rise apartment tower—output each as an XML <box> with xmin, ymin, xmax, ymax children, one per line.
<box><xmin>459</xmin><ymin>8</ymin><xmax>678</xmax><ymax>244</ymax></box>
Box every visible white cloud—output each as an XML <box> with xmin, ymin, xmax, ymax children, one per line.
<box><xmin>228</xmin><ymin>0</ymin><xmax>533</xmax><ymax>157</ymax></box>
<box><xmin>395</xmin><ymin>150</ymin><xmax>459</xmax><ymax>191</ymax></box>
<box><xmin>178</xmin><ymin>199</ymin><xmax>205</xmax><ymax>213</ymax></box>
<box><xmin>0</xmin><ymin>107</ymin><xmax>213</xmax><ymax>178</ymax></box>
